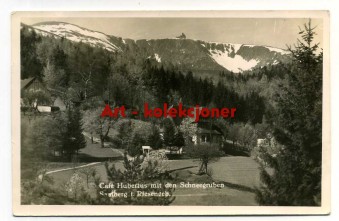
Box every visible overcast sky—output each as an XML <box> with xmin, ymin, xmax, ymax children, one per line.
<box><xmin>22</xmin><ymin>17</ymin><xmax>323</xmax><ymax>49</ymax></box>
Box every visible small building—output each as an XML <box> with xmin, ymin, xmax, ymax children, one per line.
<box><xmin>164</xmin><ymin>146</ymin><xmax>183</xmax><ymax>155</ymax></box>
<box><xmin>257</xmin><ymin>138</ymin><xmax>266</xmax><ymax>147</ymax></box>
<box><xmin>37</xmin><ymin>105</ymin><xmax>60</xmax><ymax>113</ymax></box>
<box><xmin>142</xmin><ymin>146</ymin><xmax>152</xmax><ymax>156</ymax></box>
<box><xmin>158</xmin><ymin>104</ymin><xmax>225</xmax><ymax>146</ymax></box>
<box><xmin>21</xmin><ymin>77</ymin><xmax>47</xmax><ymax>93</ymax></box>
<box><xmin>176</xmin><ymin>33</ymin><xmax>186</xmax><ymax>39</ymax></box>
<box><xmin>21</xmin><ymin>77</ymin><xmax>65</xmax><ymax>113</ymax></box>
<box><xmin>193</xmin><ymin>127</ymin><xmax>223</xmax><ymax>145</ymax></box>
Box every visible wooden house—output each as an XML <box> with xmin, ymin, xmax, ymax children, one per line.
<box><xmin>192</xmin><ymin>120</ymin><xmax>223</xmax><ymax>145</ymax></box>
<box><xmin>21</xmin><ymin>77</ymin><xmax>66</xmax><ymax>112</ymax></box>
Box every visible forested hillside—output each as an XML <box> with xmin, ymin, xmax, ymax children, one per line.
<box><xmin>20</xmin><ymin>20</ymin><xmax>323</xmax><ymax>207</ymax></box>
<box><xmin>21</xmin><ymin>24</ymin><xmax>271</xmax><ymax>124</ymax></box>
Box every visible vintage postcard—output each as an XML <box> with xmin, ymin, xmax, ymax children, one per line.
<box><xmin>12</xmin><ymin>11</ymin><xmax>330</xmax><ymax>216</ymax></box>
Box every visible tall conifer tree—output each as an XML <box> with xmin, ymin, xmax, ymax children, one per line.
<box><xmin>63</xmin><ymin>107</ymin><xmax>86</xmax><ymax>159</ymax></box>
<box><xmin>256</xmin><ymin>20</ymin><xmax>322</xmax><ymax>206</ymax></box>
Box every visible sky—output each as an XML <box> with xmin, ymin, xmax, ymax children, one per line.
<box><xmin>22</xmin><ymin>17</ymin><xmax>323</xmax><ymax>49</ymax></box>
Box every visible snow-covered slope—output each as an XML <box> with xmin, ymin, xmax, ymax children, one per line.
<box><xmin>206</xmin><ymin>43</ymin><xmax>258</xmax><ymax>73</ymax></box>
<box><xmin>32</xmin><ymin>22</ymin><xmax>122</xmax><ymax>52</ymax></box>
<box><xmin>210</xmin><ymin>52</ymin><xmax>259</xmax><ymax>73</ymax></box>
<box><xmin>201</xmin><ymin>42</ymin><xmax>289</xmax><ymax>73</ymax></box>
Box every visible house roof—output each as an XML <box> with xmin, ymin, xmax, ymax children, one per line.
<box><xmin>197</xmin><ymin>128</ymin><xmax>222</xmax><ymax>135</ymax></box>
<box><xmin>21</xmin><ymin>77</ymin><xmax>35</xmax><ymax>90</ymax></box>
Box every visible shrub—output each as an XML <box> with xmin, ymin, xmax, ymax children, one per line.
<box><xmin>186</xmin><ymin>144</ymin><xmax>223</xmax><ymax>174</ymax></box>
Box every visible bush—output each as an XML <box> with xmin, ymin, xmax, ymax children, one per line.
<box><xmin>186</xmin><ymin>144</ymin><xmax>223</xmax><ymax>174</ymax></box>
<box><xmin>110</xmin><ymin>136</ymin><xmax>123</xmax><ymax>149</ymax></box>
<box><xmin>98</xmin><ymin>154</ymin><xmax>175</xmax><ymax>205</ymax></box>
<box><xmin>146</xmin><ymin>124</ymin><xmax>163</xmax><ymax>149</ymax></box>
<box><xmin>127</xmin><ymin>133</ymin><xmax>146</xmax><ymax>157</ymax></box>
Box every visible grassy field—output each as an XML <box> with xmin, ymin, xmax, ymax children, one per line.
<box><xmin>171</xmin><ymin>157</ymin><xmax>260</xmax><ymax>205</ymax></box>
<box><xmin>47</xmin><ymin>156</ymin><xmax>261</xmax><ymax>206</ymax></box>
<box><xmin>172</xmin><ymin>185</ymin><xmax>257</xmax><ymax>206</ymax></box>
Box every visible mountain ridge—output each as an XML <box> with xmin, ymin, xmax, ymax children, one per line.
<box><xmin>25</xmin><ymin>21</ymin><xmax>291</xmax><ymax>74</ymax></box>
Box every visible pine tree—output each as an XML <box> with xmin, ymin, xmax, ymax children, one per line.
<box><xmin>147</xmin><ymin>124</ymin><xmax>163</xmax><ymax>150</ymax></box>
<box><xmin>63</xmin><ymin>107</ymin><xmax>86</xmax><ymax>160</ymax></box>
<box><xmin>256</xmin><ymin>20</ymin><xmax>323</xmax><ymax>206</ymax></box>
<box><xmin>127</xmin><ymin>133</ymin><xmax>145</xmax><ymax>157</ymax></box>
<box><xmin>163</xmin><ymin>118</ymin><xmax>176</xmax><ymax>147</ymax></box>
<box><xmin>173</xmin><ymin>131</ymin><xmax>185</xmax><ymax>147</ymax></box>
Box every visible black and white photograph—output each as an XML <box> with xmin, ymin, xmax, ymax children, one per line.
<box><xmin>11</xmin><ymin>11</ymin><xmax>330</xmax><ymax>216</ymax></box>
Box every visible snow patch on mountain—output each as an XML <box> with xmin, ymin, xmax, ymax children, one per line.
<box><xmin>232</xmin><ymin>44</ymin><xmax>242</xmax><ymax>53</ymax></box>
<box><xmin>266</xmin><ymin>46</ymin><xmax>289</xmax><ymax>55</ymax></box>
<box><xmin>154</xmin><ymin>53</ymin><xmax>161</xmax><ymax>63</ymax></box>
<box><xmin>33</xmin><ymin>22</ymin><xmax>121</xmax><ymax>52</ymax></box>
<box><xmin>209</xmin><ymin>49</ymin><xmax>259</xmax><ymax>73</ymax></box>
<box><xmin>31</xmin><ymin>28</ymin><xmax>53</xmax><ymax>37</ymax></box>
